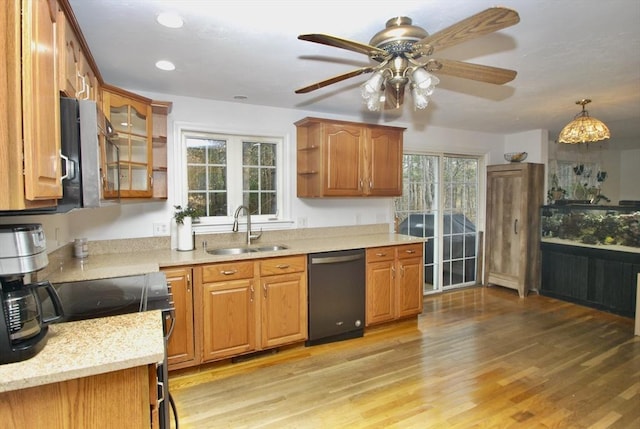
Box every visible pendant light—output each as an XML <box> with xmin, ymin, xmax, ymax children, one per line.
<box><xmin>558</xmin><ymin>99</ymin><xmax>611</xmax><ymax>144</ymax></box>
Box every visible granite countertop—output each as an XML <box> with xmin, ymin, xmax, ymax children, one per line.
<box><xmin>45</xmin><ymin>232</ymin><xmax>425</xmax><ymax>283</ymax></box>
<box><xmin>0</xmin><ymin>311</ymin><xmax>164</xmax><ymax>393</ymax></box>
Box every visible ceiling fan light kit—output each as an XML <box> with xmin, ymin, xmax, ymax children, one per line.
<box><xmin>558</xmin><ymin>99</ymin><xmax>611</xmax><ymax>144</ymax></box>
<box><xmin>295</xmin><ymin>7</ymin><xmax>520</xmax><ymax>112</ymax></box>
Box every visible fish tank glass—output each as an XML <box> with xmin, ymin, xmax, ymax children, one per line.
<box><xmin>541</xmin><ymin>203</ymin><xmax>640</xmax><ymax>251</ymax></box>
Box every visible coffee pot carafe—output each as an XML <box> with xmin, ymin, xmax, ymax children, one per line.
<box><xmin>0</xmin><ymin>224</ymin><xmax>64</xmax><ymax>364</ymax></box>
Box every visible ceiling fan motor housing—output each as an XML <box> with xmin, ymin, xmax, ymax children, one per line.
<box><xmin>369</xmin><ymin>17</ymin><xmax>429</xmax><ymax>54</ymax></box>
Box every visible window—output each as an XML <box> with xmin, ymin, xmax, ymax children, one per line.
<box><xmin>554</xmin><ymin>160</ymin><xmax>604</xmax><ymax>200</ymax></box>
<box><xmin>179</xmin><ymin>129</ymin><xmax>283</xmax><ymax>225</ymax></box>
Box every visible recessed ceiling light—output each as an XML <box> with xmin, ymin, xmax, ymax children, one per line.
<box><xmin>155</xmin><ymin>60</ymin><xmax>176</xmax><ymax>71</ymax></box>
<box><xmin>156</xmin><ymin>12</ymin><xmax>183</xmax><ymax>29</ymax></box>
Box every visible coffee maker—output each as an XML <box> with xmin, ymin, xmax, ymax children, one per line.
<box><xmin>0</xmin><ymin>224</ymin><xmax>63</xmax><ymax>364</ymax></box>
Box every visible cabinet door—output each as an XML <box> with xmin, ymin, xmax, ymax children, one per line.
<box><xmin>366</xmin><ymin>127</ymin><xmax>402</xmax><ymax>196</ymax></box>
<box><xmin>366</xmin><ymin>260</ymin><xmax>395</xmax><ymax>326</ymax></box>
<box><xmin>201</xmin><ymin>279</ymin><xmax>256</xmax><ymax>361</ymax></box>
<box><xmin>103</xmin><ymin>89</ymin><xmax>153</xmax><ymax>197</ymax></box>
<box><xmin>22</xmin><ymin>0</ymin><xmax>62</xmax><ymax>201</ymax></box>
<box><xmin>323</xmin><ymin>123</ymin><xmax>364</xmax><ymax>196</ymax></box>
<box><xmin>396</xmin><ymin>256</ymin><xmax>424</xmax><ymax>318</ymax></box>
<box><xmin>56</xmin><ymin>6</ymin><xmax>80</xmax><ymax>98</ymax></box>
<box><xmin>261</xmin><ymin>272</ymin><xmax>308</xmax><ymax>348</ymax></box>
<box><xmin>162</xmin><ymin>267</ymin><xmax>196</xmax><ymax>369</ymax></box>
<box><xmin>486</xmin><ymin>169</ymin><xmax>525</xmax><ymax>292</ymax></box>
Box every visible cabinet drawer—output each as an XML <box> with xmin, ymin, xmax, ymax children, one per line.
<box><xmin>260</xmin><ymin>256</ymin><xmax>306</xmax><ymax>276</ymax></box>
<box><xmin>366</xmin><ymin>246</ymin><xmax>395</xmax><ymax>262</ymax></box>
<box><xmin>201</xmin><ymin>261</ymin><xmax>254</xmax><ymax>283</ymax></box>
<box><xmin>397</xmin><ymin>243</ymin><xmax>423</xmax><ymax>259</ymax></box>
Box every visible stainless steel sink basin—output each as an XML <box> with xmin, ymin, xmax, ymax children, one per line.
<box><xmin>255</xmin><ymin>245</ymin><xmax>289</xmax><ymax>252</ymax></box>
<box><xmin>207</xmin><ymin>247</ymin><xmax>258</xmax><ymax>255</ymax></box>
<box><xmin>206</xmin><ymin>244</ymin><xmax>288</xmax><ymax>255</ymax></box>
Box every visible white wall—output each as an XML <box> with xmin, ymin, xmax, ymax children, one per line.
<box><xmin>1</xmin><ymin>92</ymin><xmax>550</xmax><ymax>250</ymax></box>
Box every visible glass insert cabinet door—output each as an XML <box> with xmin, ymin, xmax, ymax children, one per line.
<box><xmin>103</xmin><ymin>87</ymin><xmax>153</xmax><ymax>197</ymax></box>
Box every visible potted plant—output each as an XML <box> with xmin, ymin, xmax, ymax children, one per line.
<box><xmin>174</xmin><ymin>205</ymin><xmax>201</xmax><ymax>251</ymax></box>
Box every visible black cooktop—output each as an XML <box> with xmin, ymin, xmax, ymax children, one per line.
<box><xmin>40</xmin><ymin>272</ymin><xmax>171</xmax><ymax>322</ymax></box>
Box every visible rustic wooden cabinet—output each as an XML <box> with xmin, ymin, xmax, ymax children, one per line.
<box><xmin>366</xmin><ymin>243</ymin><xmax>424</xmax><ymax>326</ymax></box>
<box><xmin>162</xmin><ymin>267</ymin><xmax>197</xmax><ymax>370</ymax></box>
<box><xmin>0</xmin><ymin>365</ymin><xmax>157</xmax><ymax>429</ymax></box>
<box><xmin>1</xmin><ymin>0</ymin><xmax>61</xmax><ymax>211</ymax></box>
<box><xmin>197</xmin><ymin>256</ymin><xmax>307</xmax><ymax>363</ymax></box>
<box><xmin>484</xmin><ymin>163</ymin><xmax>544</xmax><ymax>297</ymax></box>
<box><xmin>103</xmin><ymin>85</ymin><xmax>154</xmax><ymax>197</ymax></box>
<box><xmin>295</xmin><ymin>117</ymin><xmax>404</xmax><ymax>197</ymax></box>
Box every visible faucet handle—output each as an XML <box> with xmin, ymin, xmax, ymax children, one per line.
<box><xmin>249</xmin><ymin>228</ymin><xmax>263</xmax><ymax>241</ymax></box>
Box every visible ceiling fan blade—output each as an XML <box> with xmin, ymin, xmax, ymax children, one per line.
<box><xmin>434</xmin><ymin>59</ymin><xmax>517</xmax><ymax>85</ymax></box>
<box><xmin>298</xmin><ymin>34</ymin><xmax>389</xmax><ymax>58</ymax></box>
<box><xmin>415</xmin><ymin>7</ymin><xmax>520</xmax><ymax>53</ymax></box>
<box><xmin>295</xmin><ymin>67</ymin><xmax>375</xmax><ymax>94</ymax></box>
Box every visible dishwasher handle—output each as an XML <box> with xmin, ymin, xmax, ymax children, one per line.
<box><xmin>310</xmin><ymin>253</ymin><xmax>364</xmax><ymax>265</ymax></box>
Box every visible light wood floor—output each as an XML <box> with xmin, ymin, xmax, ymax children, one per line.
<box><xmin>168</xmin><ymin>286</ymin><xmax>640</xmax><ymax>429</ymax></box>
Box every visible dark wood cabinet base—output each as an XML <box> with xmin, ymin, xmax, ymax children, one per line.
<box><xmin>540</xmin><ymin>242</ymin><xmax>639</xmax><ymax>317</ymax></box>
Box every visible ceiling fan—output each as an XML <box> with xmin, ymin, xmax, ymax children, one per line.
<box><xmin>295</xmin><ymin>7</ymin><xmax>520</xmax><ymax>111</ymax></box>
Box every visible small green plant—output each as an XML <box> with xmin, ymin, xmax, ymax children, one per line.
<box><xmin>174</xmin><ymin>205</ymin><xmax>202</xmax><ymax>225</ymax></box>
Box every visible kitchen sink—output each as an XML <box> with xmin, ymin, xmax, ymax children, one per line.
<box><xmin>255</xmin><ymin>245</ymin><xmax>289</xmax><ymax>252</ymax></box>
<box><xmin>206</xmin><ymin>244</ymin><xmax>289</xmax><ymax>255</ymax></box>
<box><xmin>207</xmin><ymin>247</ymin><xmax>258</xmax><ymax>255</ymax></box>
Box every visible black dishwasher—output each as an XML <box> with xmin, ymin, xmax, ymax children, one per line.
<box><xmin>306</xmin><ymin>248</ymin><xmax>365</xmax><ymax>346</ymax></box>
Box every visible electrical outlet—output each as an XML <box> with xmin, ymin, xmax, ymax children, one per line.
<box><xmin>297</xmin><ymin>217</ymin><xmax>308</xmax><ymax>228</ymax></box>
<box><xmin>153</xmin><ymin>222</ymin><xmax>169</xmax><ymax>236</ymax></box>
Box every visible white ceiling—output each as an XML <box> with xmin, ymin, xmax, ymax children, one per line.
<box><xmin>68</xmin><ymin>0</ymin><xmax>640</xmax><ymax>148</ymax></box>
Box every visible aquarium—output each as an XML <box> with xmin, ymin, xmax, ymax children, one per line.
<box><xmin>541</xmin><ymin>204</ymin><xmax>640</xmax><ymax>251</ymax></box>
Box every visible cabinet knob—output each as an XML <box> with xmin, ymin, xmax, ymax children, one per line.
<box><xmin>220</xmin><ymin>269</ymin><xmax>238</xmax><ymax>276</ymax></box>
<box><xmin>276</xmin><ymin>264</ymin><xmax>290</xmax><ymax>269</ymax></box>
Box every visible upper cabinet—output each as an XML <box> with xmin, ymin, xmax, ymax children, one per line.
<box><xmin>102</xmin><ymin>85</ymin><xmax>154</xmax><ymax>198</ymax></box>
<box><xmin>56</xmin><ymin>1</ymin><xmax>101</xmax><ymax>102</ymax></box>
<box><xmin>1</xmin><ymin>0</ymin><xmax>61</xmax><ymax>210</ymax></box>
<box><xmin>295</xmin><ymin>117</ymin><xmax>404</xmax><ymax>198</ymax></box>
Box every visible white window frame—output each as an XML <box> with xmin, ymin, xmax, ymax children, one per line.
<box><xmin>173</xmin><ymin>121</ymin><xmax>293</xmax><ymax>233</ymax></box>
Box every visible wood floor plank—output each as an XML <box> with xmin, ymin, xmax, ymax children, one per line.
<box><xmin>169</xmin><ymin>286</ymin><xmax>640</xmax><ymax>428</ymax></box>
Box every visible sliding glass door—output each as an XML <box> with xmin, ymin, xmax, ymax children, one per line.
<box><xmin>395</xmin><ymin>154</ymin><xmax>479</xmax><ymax>294</ymax></box>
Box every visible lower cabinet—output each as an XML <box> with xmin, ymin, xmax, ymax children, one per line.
<box><xmin>198</xmin><ymin>255</ymin><xmax>308</xmax><ymax>363</ymax></box>
<box><xmin>162</xmin><ymin>267</ymin><xmax>197</xmax><ymax>370</ymax></box>
<box><xmin>0</xmin><ymin>365</ymin><xmax>156</xmax><ymax>429</ymax></box>
<box><xmin>366</xmin><ymin>243</ymin><xmax>424</xmax><ymax>326</ymax></box>
<box><xmin>541</xmin><ymin>242</ymin><xmax>639</xmax><ymax>317</ymax></box>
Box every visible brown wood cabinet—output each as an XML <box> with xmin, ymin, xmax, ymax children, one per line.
<box><xmin>200</xmin><ymin>260</ymin><xmax>257</xmax><ymax>361</ymax></box>
<box><xmin>103</xmin><ymin>85</ymin><xmax>154</xmax><ymax>197</ymax></box>
<box><xmin>484</xmin><ymin>163</ymin><xmax>544</xmax><ymax>297</ymax></box>
<box><xmin>259</xmin><ymin>256</ymin><xmax>308</xmax><ymax>348</ymax></box>
<box><xmin>197</xmin><ymin>256</ymin><xmax>307</xmax><ymax>363</ymax></box>
<box><xmin>0</xmin><ymin>365</ymin><xmax>156</xmax><ymax>429</ymax></box>
<box><xmin>1</xmin><ymin>0</ymin><xmax>61</xmax><ymax>211</ymax></box>
<box><xmin>295</xmin><ymin>117</ymin><xmax>404</xmax><ymax>197</ymax></box>
<box><xmin>365</xmin><ymin>243</ymin><xmax>424</xmax><ymax>326</ymax></box>
<box><xmin>162</xmin><ymin>267</ymin><xmax>197</xmax><ymax>370</ymax></box>
<box><xmin>151</xmin><ymin>101</ymin><xmax>171</xmax><ymax>199</ymax></box>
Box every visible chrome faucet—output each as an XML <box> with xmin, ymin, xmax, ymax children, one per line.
<box><xmin>232</xmin><ymin>205</ymin><xmax>262</xmax><ymax>245</ymax></box>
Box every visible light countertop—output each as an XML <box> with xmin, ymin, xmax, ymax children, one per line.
<box><xmin>0</xmin><ymin>311</ymin><xmax>164</xmax><ymax>393</ymax></box>
<box><xmin>44</xmin><ymin>232</ymin><xmax>425</xmax><ymax>283</ymax></box>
